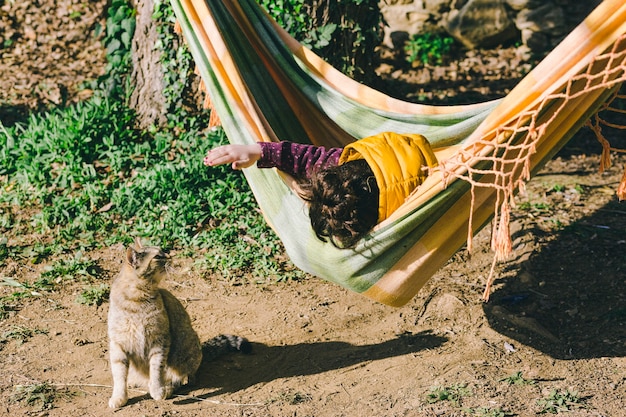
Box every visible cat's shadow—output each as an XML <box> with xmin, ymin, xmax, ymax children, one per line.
<box><xmin>175</xmin><ymin>330</ymin><xmax>446</xmax><ymax>402</ymax></box>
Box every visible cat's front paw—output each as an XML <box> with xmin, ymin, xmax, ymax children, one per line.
<box><xmin>108</xmin><ymin>394</ymin><xmax>128</xmax><ymax>408</ymax></box>
<box><xmin>149</xmin><ymin>383</ymin><xmax>173</xmax><ymax>401</ymax></box>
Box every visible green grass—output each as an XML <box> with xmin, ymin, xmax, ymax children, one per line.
<box><xmin>0</xmin><ymin>252</ymin><xmax>106</xmax><ymax>317</ymax></box>
<box><xmin>0</xmin><ymin>97</ymin><xmax>299</xmax><ymax>283</ymax></box>
<box><xmin>40</xmin><ymin>252</ymin><xmax>99</xmax><ymax>282</ymax></box>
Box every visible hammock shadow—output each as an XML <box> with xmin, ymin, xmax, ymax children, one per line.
<box><xmin>179</xmin><ymin>330</ymin><xmax>446</xmax><ymax>400</ymax></box>
<box><xmin>483</xmin><ymin>190</ymin><xmax>626</xmax><ymax>360</ymax></box>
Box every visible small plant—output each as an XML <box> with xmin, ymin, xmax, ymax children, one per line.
<box><xmin>302</xmin><ymin>23</ymin><xmax>338</xmax><ymax>50</ymax></box>
<box><xmin>500</xmin><ymin>371</ymin><xmax>536</xmax><ymax>386</ymax></box>
<box><xmin>0</xmin><ymin>277</ymin><xmax>48</xmax><ymax>319</ymax></box>
<box><xmin>517</xmin><ymin>201</ymin><xmax>551</xmax><ymax>213</ymax></box>
<box><xmin>551</xmin><ymin>184</ymin><xmax>566</xmax><ymax>193</ymax></box>
<box><xmin>537</xmin><ymin>389</ymin><xmax>583</xmax><ymax>414</ymax></box>
<box><xmin>22</xmin><ymin>242</ymin><xmax>54</xmax><ymax>265</ymax></box>
<box><xmin>464</xmin><ymin>407</ymin><xmax>514</xmax><ymax>417</ymax></box>
<box><xmin>1</xmin><ymin>325</ymin><xmax>48</xmax><ymax>347</ymax></box>
<box><xmin>268</xmin><ymin>390</ymin><xmax>312</xmax><ymax>405</ymax></box>
<box><xmin>10</xmin><ymin>382</ymin><xmax>72</xmax><ymax>410</ymax></box>
<box><xmin>2</xmin><ymin>275</ymin><xmax>55</xmax><ymax>299</ymax></box>
<box><xmin>39</xmin><ymin>252</ymin><xmax>99</xmax><ymax>284</ymax></box>
<box><xmin>426</xmin><ymin>383</ymin><xmax>471</xmax><ymax>406</ymax></box>
<box><xmin>404</xmin><ymin>32</ymin><xmax>455</xmax><ymax>66</ymax></box>
<box><xmin>76</xmin><ymin>283</ymin><xmax>110</xmax><ymax>306</ymax></box>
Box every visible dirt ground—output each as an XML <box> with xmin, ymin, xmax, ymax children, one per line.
<box><xmin>1</xmin><ymin>1</ymin><xmax>625</xmax><ymax>416</ymax></box>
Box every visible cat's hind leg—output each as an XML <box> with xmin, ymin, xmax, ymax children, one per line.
<box><xmin>108</xmin><ymin>342</ymin><xmax>130</xmax><ymax>408</ymax></box>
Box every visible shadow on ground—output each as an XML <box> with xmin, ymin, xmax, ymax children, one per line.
<box><xmin>484</xmin><ymin>143</ymin><xmax>626</xmax><ymax>359</ymax></box>
<box><xmin>177</xmin><ymin>330</ymin><xmax>446</xmax><ymax>400</ymax></box>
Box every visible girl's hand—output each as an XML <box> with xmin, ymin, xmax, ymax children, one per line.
<box><xmin>203</xmin><ymin>144</ymin><xmax>262</xmax><ymax>170</ymax></box>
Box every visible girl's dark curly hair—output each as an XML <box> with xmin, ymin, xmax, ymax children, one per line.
<box><xmin>300</xmin><ymin>159</ymin><xmax>379</xmax><ymax>249</ymax></box>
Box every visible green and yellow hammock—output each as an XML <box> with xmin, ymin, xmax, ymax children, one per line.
<box><xmin>170</xmin><ymin>0</ymin><xmax>626</xmax><ymax>306</ymax></box>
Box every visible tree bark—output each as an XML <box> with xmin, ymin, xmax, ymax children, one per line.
<box><xmin>128</xmin><ymin>0</ymin><xmax>168</xmax><ymax>130</ymax></box>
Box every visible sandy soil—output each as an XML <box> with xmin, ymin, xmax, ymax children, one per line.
<box><xmin>1</xmin><ymin>1</ymin><xmax>625</xmax><ymax>416</ymax></box>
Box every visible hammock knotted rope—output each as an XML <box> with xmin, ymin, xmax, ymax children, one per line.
<box><xmin>170</xmin><ymin>0</ymin><xmax>626</xmax><ymax>306</ymax></box>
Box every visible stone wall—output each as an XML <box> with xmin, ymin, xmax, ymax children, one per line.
<box><xmin>380</xmin><ymin>0</ymin><xmax>602</xmax><ymax>54</ymax></box>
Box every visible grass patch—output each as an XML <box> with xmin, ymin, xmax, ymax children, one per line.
<box><xmin>537</xmin><ymin>389</ymin><xmax>584</xmax><ymax>414</ymax></box>
<box><xmin>426</xmin><ymin>383</ymin><xmax>471</xmax><ymax>407</ymax></box>
<box><xmin>0</xmin><ymin>95</ymin><xmax>297</xmax><ymax>282</ymax></box>
<box><xmin>0</xmin><ymin>93</ymin><xmax>301</xmax><ymax>284</ymax></box>
<box><xmin>10</xmin><ymin>382</ymin><xmax>74</xmax><ymax>411</ymax></box>
<box><xmin>500</xmin><ymin>371</ymin><xmax>536</xmax><ymax>386</ymax></box>
<box><xmin>40</xmin><ymin>252</ymin><xmax>100</xmax><ymax>284</ymax></box>
<box><xmin>1</xmin><ymin>325</ymin><xmax>48</xmax><ymax>348</ymax></box>
<box><xmin>76</xmin><ymin>283</ymin><xmax>110</xmax><ymax>306</ymax></box>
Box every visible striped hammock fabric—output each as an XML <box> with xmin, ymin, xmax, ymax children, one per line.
<box><xmin>170</xmin><ymin>0</ymin><xmax>626</xmax><ymax>306</ymax></box>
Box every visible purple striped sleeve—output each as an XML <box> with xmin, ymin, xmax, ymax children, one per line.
<box><xmin>257</xmin><ymin>141</ymin><xmax>343</xmax><ymax>179</ymax></box>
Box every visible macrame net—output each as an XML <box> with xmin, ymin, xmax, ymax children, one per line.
<box><xmin>439</xmin><ymin>32</ymin><xmax>626</xmax><ymax>299</ymax></box>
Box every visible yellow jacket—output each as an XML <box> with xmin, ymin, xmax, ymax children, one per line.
<box><xmin>339</xmin><ymin>132</ymin><xmax>438</xmax><ymax>221</ymax></box>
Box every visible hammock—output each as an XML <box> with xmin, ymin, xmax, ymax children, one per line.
<box><xmin>170</xmin><ymin>0</ymin><xmax>626</xmax><ymax>306</ymax></box>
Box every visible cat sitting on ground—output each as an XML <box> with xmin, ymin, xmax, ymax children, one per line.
<box><xmin>107</xmin><ymin>238</ymin><xmax>251</xmax><ymax>408</ymax></box>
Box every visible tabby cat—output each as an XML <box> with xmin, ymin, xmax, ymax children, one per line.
<box><xmin>107</xmin><ymin>238</ymin><xmax>250</xmax><ymax>408</ymax></box>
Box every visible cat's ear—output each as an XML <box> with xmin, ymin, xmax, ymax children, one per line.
<box><xmin>133</xmin><ymin>236</ymin><xmax>143</xmax><ymax>250</ymax></box>
<box><xmin>126</xmin><ymin>247</ymin><xmax>137</xmax><ymax>267</ymax></box>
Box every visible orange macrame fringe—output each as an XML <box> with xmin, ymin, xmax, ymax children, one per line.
<box><xmin>491</xmin><ymin>201</ymin><xmax>512</xmax><ymax>262</ymax></box>
<box><xmin>617</xmin><ymin>167</ymin><xmax>626</xmax><ymax>201</ymax></box>
<box><xmin>202</xmin><ymin>93</ymin><xmax>222</xmax><ymax>128</ymax></box>
<box><xmin>586</xmin><ymin>92</ymin><xmax>626</xmax><ymax>200</ymax></box>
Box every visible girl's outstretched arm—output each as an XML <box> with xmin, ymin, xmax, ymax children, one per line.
<box><xmin>204</xmin><ymin>144</ymin><xmax>262</xmax><ymax>170</ymax></box>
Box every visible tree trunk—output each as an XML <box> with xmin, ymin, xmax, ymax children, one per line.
<box><xmin>128</xmin><ymin>0</ymin><xmax>168</xmax><ymax>130</ymax></box>
<box><xmin>127</xmin><ymin>0</ymin><xmax>205</xmax><ymax>130</ymax></box>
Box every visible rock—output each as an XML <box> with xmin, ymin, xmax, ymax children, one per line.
<box><xmin>444</xmin><ymin>0</ymin><xmax>518</xmax><ymax>49</ymax></box>
<box><xmin>505</xmin><ymin>0</ymin><xmax>544</xmax><ymax>11</ymax></box>
<box><xmin>380</xmin><ymin>2</ymin><xmax>430</xmax><ymax>48</ymax></box>
<box><xmin>521</xmin><ymin>28</ymin><xmax>548</xmax><ymax>52</ymax></box>
<box><xmin>514</xmin><ymin>3</ymin><xmax>567</xmax><ymax>36</ymax></box>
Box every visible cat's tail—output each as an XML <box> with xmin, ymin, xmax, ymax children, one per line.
<box><xmin>201</xmin><ymin>334</ymin><xmax>252</xmax><ymax>363</ymax></box>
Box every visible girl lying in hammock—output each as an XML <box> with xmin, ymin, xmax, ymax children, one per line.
<box><xmin>204</xmin><ymin>132</ymin><xmax>438</xmax><ymax>249</ymax></box>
